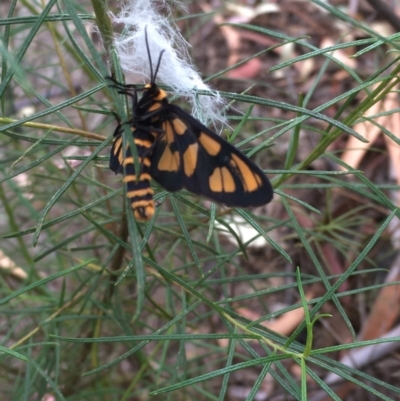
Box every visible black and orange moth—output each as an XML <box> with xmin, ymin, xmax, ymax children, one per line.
<box><xmin>109</xmin><ymin>30</ymin><xmax>273</xmax><ymax>221</ymax></box>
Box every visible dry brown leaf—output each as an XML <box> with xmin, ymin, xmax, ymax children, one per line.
<box><xmin>320</xmin><ymin>37</ymin><xmax>357</xmax><ymax>70</ymax></box>
<box><xmin>310</xmin><ymin>253</ymin><xmax>400</xmax><ymax>401</ymax></box>
<box><xmin>236</xmin><ymin>290</ymin><xmax>315</xmax><ymax>336</ymax></box>
<box><xmin>226</xmin><ymin>58</ymin><xmax>262</xmax><ymax>79</ymax></box>
<box><xmin>0</xmin><ymin>249</ymin><xmax>27</xmax><ymax>280</ymax></box>
<box><xmin>225</xmin><ymin>3</ymin><xmax>279</xmax><ymax>23</ymax></box>
<box><xmin>200</xmin><ymin>4</ymin><xmax>241</xmax><ymax>66</ymax></box>
<box><xmin>340</xmin><ymin>85</ymin><xmax>398</xmax><ymax>170</ymax></box>
<box><xmin>359</xmin><ymin>254</ymin><xmax>400</xmax><ymax>340</ymax></box>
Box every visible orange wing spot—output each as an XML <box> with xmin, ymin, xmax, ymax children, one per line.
<box><xmin>183</xmin><ymin>143</ymin><xmax>198</xmax><ymax>177</ymax></box>
<box><xmin>158</xmin><ymin>146</ymin><xmax>180</xmax><ymax>172</ymax></box>
<box><xmin>231</xmin><ymin>154</ymin><xmax>261</xmax><ymax>192</ymax></box>
<box><xmin>127</xmin><ymin>188</ymin><xmax>154</xmax><ymax>198</ymax></box>
<box><xmin>148</xmin><ymin>102</ymin><xmax>162</xmax><ymax>112</ymax></box>
<box><xmin>209</xmin><ymin>167</ymin><xmax>235</xmax><ymax>193</ymax></box>
<box><xmin>123</xmin><ymin>173</ymin><xmax>152</xmax><ymax>183</ymax></box>
<box><xmin>113</xmin><ymin>137</ymin><xmax>123</xmax><ymax>164</ymax></box>
<box><xmin>113</xmin><ymin>136</ymin><xmax>122</xmax><ymax>150</ymax></box>
<box><xmin>199</xmin><ymin>133</ymin><xmax>221</xmax><ymax>156</ymax></box>
<box><xmin>172</xmin><ymin>118</ymin><xmax>187</xmax><ymax>135</ymax></box>
<box><xmin>163</xmin><ymin>121</ymin><xmax>175</xmax><ymax>144</ymax></box>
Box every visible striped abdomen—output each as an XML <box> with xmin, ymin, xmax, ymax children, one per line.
<box><xmin>110</xmin><ymin>129</ymin><xmax>156</xmax><ymax>221</ymax></box>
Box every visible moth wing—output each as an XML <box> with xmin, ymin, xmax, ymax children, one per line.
<box><xmin>149</xmin><ymin>105</ymin><xmax>273</xmax><ymax>207</ymax></box>
<box><xmin>109</xmin><ymin>134</ymin><xmax>124</xmax><ymax>175</ymax></box>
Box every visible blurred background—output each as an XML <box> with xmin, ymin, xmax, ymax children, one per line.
<box><xmin>1</xmin><ymin>1</ymin><xmax>400</xmax><ymax>400</ymax></box>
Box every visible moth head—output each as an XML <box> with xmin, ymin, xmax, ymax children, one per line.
<box><xmin>142</xmin><ymin>82</ymin><xmax>167</xmax><ymax>102</ymax></box>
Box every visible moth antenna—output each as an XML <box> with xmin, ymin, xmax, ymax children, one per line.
<box><xmin>153</xmin><ymin>50</ymin><xmax>165</xmax><ymax>83</ymax></box>
<box><xmin>144</xmin><ymin>26</ymin><xmax>153</xmax><ymax>82</ymax></box>
<box><xmin>144</xmin><ymin>26</ymin><xmax>165</xmax><ymax>84</ymax></box>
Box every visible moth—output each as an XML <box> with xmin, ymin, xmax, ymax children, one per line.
<box><xmin>109</xmin><ymin>30</ymin><xmax>273</xmax><ymax>221</ymax></box>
